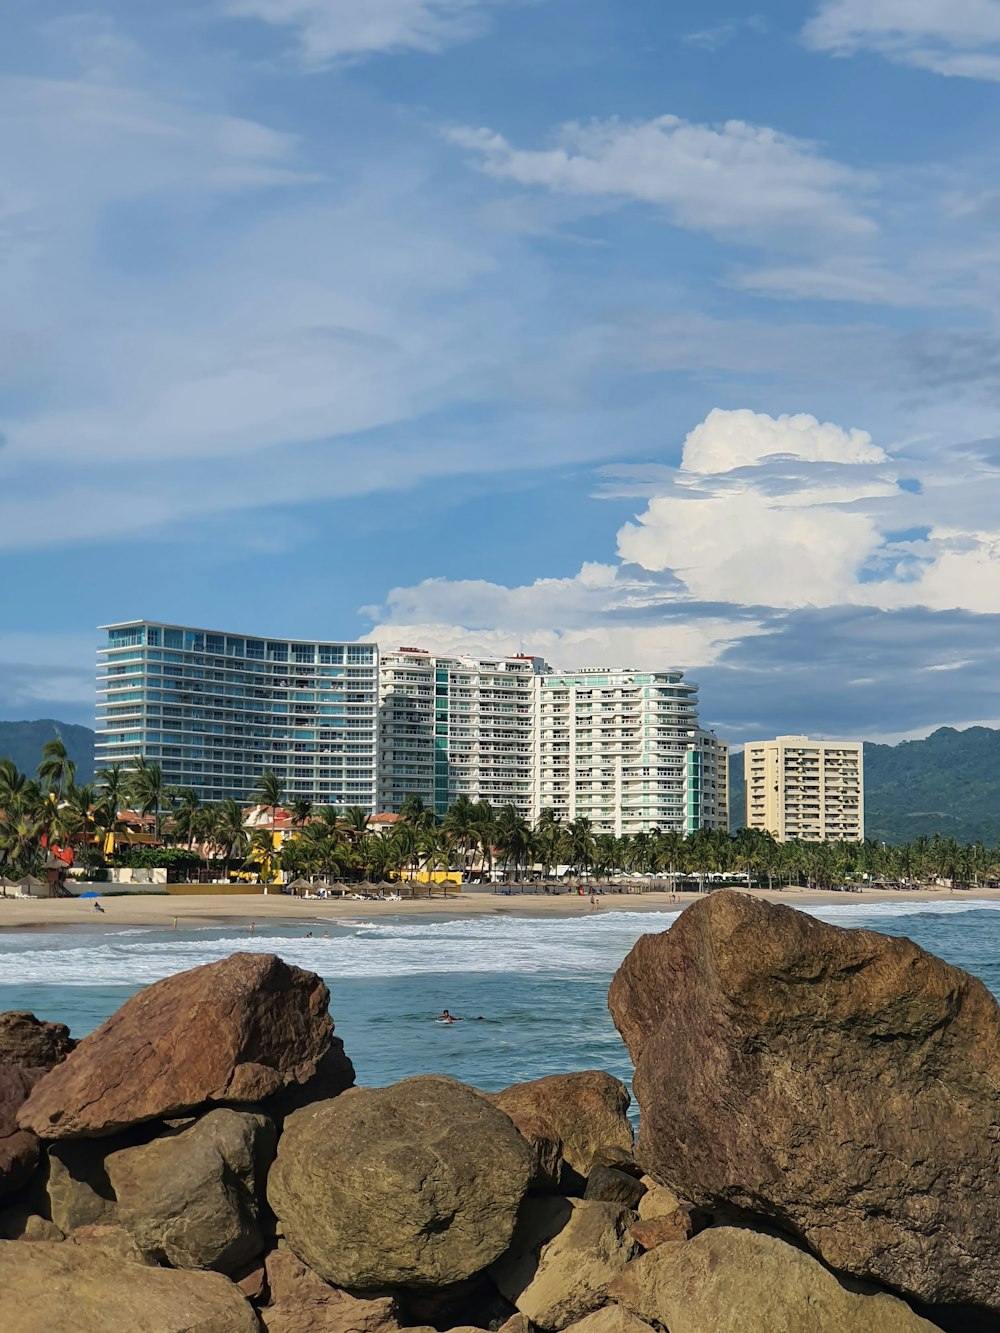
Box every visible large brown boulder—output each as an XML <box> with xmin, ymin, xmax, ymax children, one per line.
<box><xmin>490</xmin><ymin>1072</ymin><xmax>634</xmax><ymax>1180</ymax></box>
<box><xmin>608</xmin><ymin>1226</ymin><xmax>939</xmax><ymax>1332</ymax></box>
<box><xmin>0</xmin><ymin>1011</ymin><xmax>75</xmax><ymax>1070</ymax></box>
<box><xmin>608</xmin><ymin>890</ymin><xmax>1000</xmax><ymax>1311</ymax></box>
<box><xmin>105</xmin><ymin>1108</ymin><xmax>276</xmax><ymax>1273</ymax></box>
<box><xmin>491</xmin><ymin>1197</ymin><xmax>639</xmax><ymax>1331</ymax></box>
<box><xmin>268</xmin><ymin>1076</ymin><xmax>534</xmax><ymax>1290</ymax></box>
<box><xmin>0</xmin><ymin>1238</ymin><xmax>259</xmax><ymax>1332</ymax></box>
<box><xmin>0</xmin><ymin>1066</ymin><xmax>40</xmax><ymax>1197</ymax></box>
<box><xmin>19</xmin><ymin>953</ymin><xmax>336</xmax><ymax>1138</ymax></box>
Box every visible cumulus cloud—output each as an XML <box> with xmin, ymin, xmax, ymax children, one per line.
<box><xmin>221</xmin><ymin>0</ymin><xmax>507</xmax><ymax>64</ymax></box>
<box><xmin>368</xmin><ymin>406</ymin><xmax>1000</xmax><ymax>734</ymax></box>
<box><xmin>445</xmin><ymin>114</ymin><xmax>873</xmax><ymax>245</ymax></box>
<box><xmin>803</xmin><ymin>0</ymin><xmax>1000</xmax><ymax>80</ymax></box>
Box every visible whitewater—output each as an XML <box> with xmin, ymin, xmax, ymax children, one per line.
<box><xmin>2</xmin><ymin>901</ymin><xmax>998</xmax><ymax>1093</ymax></box>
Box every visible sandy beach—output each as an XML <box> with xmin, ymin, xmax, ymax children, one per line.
<box><xmin>0</xmin><ymin>883</ymin><xmax>995</xmax><ymax>931</ymax></box>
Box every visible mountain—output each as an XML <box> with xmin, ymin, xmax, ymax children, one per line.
<box><xmin>729</xmin><ymin>726</ymin><xmax>1000</xmax><ymax>845</ymax></box>
<box><xmin>0</xmin><ymin>720</ymin><xmax>96</xmax><ymax>785</ymax></box>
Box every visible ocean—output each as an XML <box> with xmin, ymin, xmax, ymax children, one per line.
<box><xmin>2</xmin><ymin>901</ymin><xmax>999</xmax><ymax>1096</ymax></box>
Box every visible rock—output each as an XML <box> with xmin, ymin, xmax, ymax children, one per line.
<box><xmin>492</xmin><ymin>1198</ymin><xmax>638</xmax><ymax>1331</ymax></box>
<box><xmin>106</xmin><ymin>1108</ymin><xmax>275</xmax><ymax>1273</ymax></box>
<box><xmin>269</xmin><ymin>1076</ymin><xmax>534</xmax><ymax>1291</ymax></box>
<box><xmin>263</xmin><ymin>1040</ymin><xmax>356</xmax><ymax>1121</ymax></box>
<box><xmin>19</xmin><ymin>952</ymin><xmax>334</xmax><ymax>1139</ymax></box>
<box><xmin>636</xmin><ymin>1180</ymin><xmax>681</xmax><ymax>1221</ymax></box>
<box><xmin>629</xmin><ymin>1211</ymin><xmax>697</xmax><ymax>1249</ymax></box>
<box><xmin>232</xmin><ymin>1257</ymin><xmax>267</xmax><ymax>1302</ymax></box>
<box><xmin>589</xmin><ymin>1147</ymin><xmax>643</xmax><ymax>1179</ymax></box>
<box><xmin>609</xmin><ymin>889</ymin><xmax>1000</xmax><ymax>1311</ymax></box>
<box><xmin>496</xmin><ymin>1317</ymin><xmax>533</xmax><ymax>1333</ymax></box>
<box><xmin>564</xmin><ymin>1309</ymin><xmax>656</xmax><ymax>1333</ymax></box>
<box><xmin>608</xmin><ymin>1226</ymin><xmax>939</xmax><ymax>1333</ymax></box>
<box><xmin>0</xmin><ymin>1011</ymin><xmax>75</xmax><ymax>1070</ymax></box>
<box><xmin>47</xmin><ymin>1140</ymin><xmax>117</xmax><ymax>1232</ymax></box>
<box><xmin>491</xmin><ymin>1072</ymin><xmax>634</xmax><ymax>1180</ymax></box>
<box><xmin>584</xmin><ymin>1166</ymin><xmax>646</xmax><ymax>1209</ymax></box>
<box><xmin>21</xmin><ymin>1213</ymin><xmax>64</xmax><ymax>1242</ymax></box>
<box><xmin>0</xmin><ymin>1238</ymin><xmax>259</xmax><ymax>1332</ymax></box>
<box><xmin>503</xmin><ymin>1109</ymin><xmax>566</xmax><ymax>1190</ymax></box>
<box><xmin>261</xmin><ymin>1248</ymin><xmax>403</xmax><ymax>1333</ymax></box>
<box><xmin>0</xmin><ymin>1065</ymin><xmax>40</xmax><ymax>1197</ymax></box>
<box><xmin>68</xmin><ymin>1222</ymin><xmax>152</xmax><ymax>1264</ymax></box>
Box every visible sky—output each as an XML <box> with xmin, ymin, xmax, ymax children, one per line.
<box><xmin>2</xmin><ymin>0</ymin><xmax>1000</xmax><ymax>744</ymax></box>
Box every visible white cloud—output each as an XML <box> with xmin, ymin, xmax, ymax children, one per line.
<box><xmin>446</xmin><ymin>114</ymin><xmax>873</xmax><ymax>245</ymax></box>
<box><xmin>368</xmin><ymin>407</ymin><xmax>1000</xmax><ymax>676</ymax></box>
<box><xmin>803</xmin><ymin>0</ymin><xmax>1000</xmax><ymax>80</ymax></box>
<box><xmin>221</xmin><ymin>0</ymin><xmax>507</xmax><ymax>64</ymax></box>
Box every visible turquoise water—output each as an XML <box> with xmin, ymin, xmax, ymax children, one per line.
<box><xmin>2</xmin><ymin>901</ymin><xmax>999</xmax><ymax>1095</ymax></box>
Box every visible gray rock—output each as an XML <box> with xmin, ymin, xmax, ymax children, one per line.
<box><xmin>106</xmin><ymin>1108</ymin><xmax>275</xmax><ymax>1274</ymax></box>
<box><xmin>584</xmin><ymin>1166</ymin><xmax>646</xmax><ymax>1209</ymax></box>
<box><xmin>268</xmin><ymin>1076</ymin><xmax>534</xmax><ymax>1290</ymax></box>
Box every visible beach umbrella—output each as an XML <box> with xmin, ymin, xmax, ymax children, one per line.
<box><xmin>79</xmin><ymin>890</ymin><xmax>101</xmax><ymax>899</ymax></box>
<box><xmin>286</xmin><ymin>877</ymin><xmax>312</xmax><ymax>896</ymax></box>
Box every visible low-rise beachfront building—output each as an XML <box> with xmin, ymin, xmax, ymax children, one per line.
<box><xmin>743</xmin><ymin>735</ymin><xmax>864</xmax><ymax>842</ymax></box>
<box><xmin>531</xmin><ymin>667</ymin><xmax>728</xmax><ymax>837</ymax></box>
<box><xmin>97</xmin><ymin>622</ymin><xmax>379</xmax><ymax>808</ymax></box>
<box><xmin>377</xmin><ymin>648</ymin><xmax>549</xmax><ymax>818</ymax></box>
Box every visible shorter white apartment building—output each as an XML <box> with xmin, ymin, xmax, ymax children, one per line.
<box><xmin>744</xmin><ymin>735</ymin><xmax>864</xmax><ymax>842</ymax></box>
<box><xmin>378</xmin><ymin>648</ymin><xmax>548</xmax><ymax>819</ymax></box>
<box><xmin>532</xmin><ymin>667</ymin><xmax>728</xmax><ymax>837</ymax></box>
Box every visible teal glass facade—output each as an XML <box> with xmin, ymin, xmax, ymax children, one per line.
<box><xmin>97</xmin><ymin>622</ymin><xmax>378</xmax><ymax>807</ymax></box>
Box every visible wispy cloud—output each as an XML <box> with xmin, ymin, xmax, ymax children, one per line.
<box><xmin>220</xmin><ymin>0</ymin><xmax>511</xmax><ymax>65</ymax></box>
<box><xmin>803</xmin><ymin>0</ymin><xmax>1000</xmax><ymax>80</ymax></box>
<box><xmin>446</xmin><ymin>114</ymin><xmax>873</xmax><ymax>246</ymax></box>
<box><xmin>683</xmin><ymin>15</ymin><xmax>766</xmax><ymax>51</ymax></box>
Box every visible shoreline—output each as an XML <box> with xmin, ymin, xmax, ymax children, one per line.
<box><xmin>1</xmin><ymin>884</ymin><xmax>998</xmax><ymax>932</ymax></box>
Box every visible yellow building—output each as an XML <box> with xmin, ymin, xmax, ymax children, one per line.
<box><xmin>744</xmin><ymin>735</ymin><xmax>863</xmax><ymax>843</ymax></box>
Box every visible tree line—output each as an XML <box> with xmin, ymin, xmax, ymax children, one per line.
<box><xmin>0</xmin><ymin>745</ymin><xmax>993</xmax><ymax>888</ymax></box>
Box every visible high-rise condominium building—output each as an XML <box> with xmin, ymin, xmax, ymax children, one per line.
<box><xmin>97</xmin><ymin>622</ymin><xmax>728</xmax><ymax>833</ymax></box>
<box><xmin>97</xmin><ymin>622</ymin><xmax>378</xmax><ymax>807</ymax></box>
<box><xmin>533</xmin><ymin>668</ymin><xmax>728</xmax><ymax>836</ymax></box>
<box><xmin>377</xmin><ymin>649</ymin><xmax>550</xmax><ymax>817</ymax></box>
<box><xmin>743</xmin><ymin>735</ymin><xmax>864</xmax><ymax>842</ymax></box>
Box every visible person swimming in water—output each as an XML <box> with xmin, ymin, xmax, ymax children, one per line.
<box><xmin>438</xmin><ymin>1009</ymin><xmax>459</xmax><ymax>1023</ymax></box>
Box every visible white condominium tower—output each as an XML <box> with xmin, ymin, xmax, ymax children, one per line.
<box><xmin>378</xmin><ymin>648</ymin><xmax>549</xmax><ymax>818</ymax></box>
<box><xmin>97</xmin><ymin>622</ymin><xmax>378</xmax><ymax>807</ymax></box>
<box><xmin>533</xmin><ymin>668</ymin><xmax>729</xmax><ymax>836</ymax></box>
<box><xmin>743</xmin><ymin>735</ymin><xmax>864</xmax><ymax>843</ymax></box>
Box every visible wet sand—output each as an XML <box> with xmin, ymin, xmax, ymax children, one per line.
<box><xmin>0</xmin><ymin>884</ymin><xmax>993</xmax><ymax>931</ymax></box>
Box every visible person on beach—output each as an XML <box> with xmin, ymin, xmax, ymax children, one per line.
<box><xmin>93</xmin><ymin>900</ymin><xmax>105</xmax><ymax>913</ymax></box>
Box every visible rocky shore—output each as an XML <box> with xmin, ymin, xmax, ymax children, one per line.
<box><xmin>0</xmin><ymin>891</ymin><xmax>994</xmax><ymax>1331</ymax></box>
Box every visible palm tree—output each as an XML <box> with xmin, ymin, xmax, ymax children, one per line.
<box><xmin>443</xmin><ymin>796</ymin><xmax>480</xmax><ymax>878</ymax></box>
<box><xmin>253</xmin><ymin>770</ymin><xmax>284</xmax><ymax>829</ymax></box>
<box><xmin>212</xmin><ymin>798</ymin><xmax>249</xmax><ymax>864</ymax></box>
<box><xmin>291</xmin><ymin>799</ymin><xmax>313</xmax><ymax>828</ymax></box>
<box><xmin>37</xmin><ymin>738</ymin><xmax>75</xmax><ymax>796</ymax></box>
<box><xmin>565</xmin><ymin>817</ymin><xmax>595</xmax><ymax>883</ymax></box>
<box><xmin>171</xmin><ymin>789</ymin><xmax>202</xmax><ymax>850</ymax></box>
<box><xmin>245</xmin><ymin>827</ymin><xmax>278</xmax><ymax>883</ymax></box>
<box><xmin>127</xmin><ymin>758</ymin><xmax>168</xmax><ymax>843</ymax></box>
<box><xmin>341</xmin><ymin>806</ymin><xmax>370</xmax><ymax>847</ymax></box>
<box><xmin>495</xmin><ymin>805</ymin><xmax>532</xmax><ymax>884</ymax></box>
<box><xmin>93</xmin><ymin>762</ymin><xmax>128</xmax><ymax>858</ymax></box>
<box><xmin>61</xmin><ymin>783</ymin><xmax>96</xmax><ymax>858</ymax></box>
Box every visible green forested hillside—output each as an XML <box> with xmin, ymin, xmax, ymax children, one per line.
<box><xmin>729</xmin><ymin>727</ymin><xmax>1000</xmax><ymax>845</ymax></box>
<box><xmin>0</xmin><ymin>720</ymin><xmax>95</xmax><ymax>785</ymax></box>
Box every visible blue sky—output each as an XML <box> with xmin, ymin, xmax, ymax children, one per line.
<box><xmin>3</xmin><ymin>0</ymin><xmax>1000</xmax><ymax>742</ymax></box>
